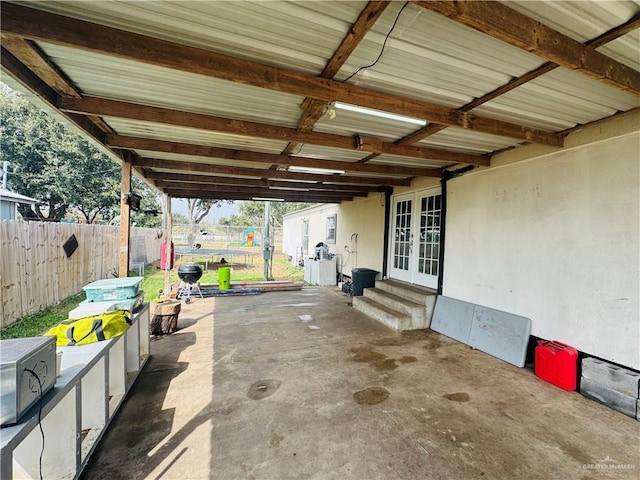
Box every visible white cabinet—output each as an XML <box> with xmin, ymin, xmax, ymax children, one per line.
<box><xmin>304</xmin><ymin>257</ymin><xmax>337</xmax><ymax>286</ymax></box>
<box><xmin>0</xmin><ymin>305</ymin><xmax>150</xmax><ymax>480</ymax></box>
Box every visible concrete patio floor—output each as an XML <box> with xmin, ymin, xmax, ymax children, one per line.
<box><xmin>81</xmin><ymin>287</ymin><xmax>639</xmax><ymax>480</ymax></box>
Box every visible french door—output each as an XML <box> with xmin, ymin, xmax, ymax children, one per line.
<box><xmin>389</xmin><ymin>189</ymin><xmax>442</xmax><ymax>289</ymax></box>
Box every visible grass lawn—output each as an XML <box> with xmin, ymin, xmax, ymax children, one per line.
<box><xmin>1</xmin><ymin>252</ymin><xmax>304</xmax><ymax>339</ymax></box>
<box><xmin>0</xmin><ymin>293</ymin><xmax>86</xmax><ymax>340</ymax></box>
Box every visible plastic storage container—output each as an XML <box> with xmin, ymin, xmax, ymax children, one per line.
<box><xmin>83</xmin><ymin>277</ymin><xmax>143</xmax><ymax>302</ymax></box>
<box><xmin>351</xmin><ymin>268</ymin><xmax>378</xmax><ymax>297</ymax></box>
<box><xmin>73</xmin><ymin>290</ymin><xmax>145</xmax><ymax>318</ymax></box>
<box><xmin>535</xmin><ymin>340</ymin><xmax>578</xmax><ymax>391</ymax></box>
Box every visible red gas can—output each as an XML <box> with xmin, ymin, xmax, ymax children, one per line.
<box><xmin>535</xmin><ymin>340</ymin><xmax>578</xmax><ymax>391</ymax></box>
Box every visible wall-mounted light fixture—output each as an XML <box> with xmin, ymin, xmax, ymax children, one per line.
<box><xmin>126</xmin><ymin>193</ymin><xmax>142</xmax><ymax>211</ymax></box>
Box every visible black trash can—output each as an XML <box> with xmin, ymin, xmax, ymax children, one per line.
<box><xmin>351</xmin><ymin>268</ymin><xmax>378</xmax><ymax>296</ymax></box>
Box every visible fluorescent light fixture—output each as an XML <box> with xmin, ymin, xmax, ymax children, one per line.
<box><xmin>252</xmin><ymin>197</ymin><xmax>285</xmax><ymax>202</ymax></box>
<box><xmin>271</xmin><ymin>187</ymin><xmax>311</xmax><ymax>192</ymax></box>
<box><xmin>334</xmin><ymin>102</ymin><xmax>426</xmax><ymax>126</ymax></box>
<box><xmin>289</xmin><ymin>166</ymin><xmax>346</xmax><ymax>175</ymax></box>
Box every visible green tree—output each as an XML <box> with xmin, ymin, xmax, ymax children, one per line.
<box><xmin>69</xmin><ymin>146</ymin><xmax>120</xmax><ymax>224</ymax></box>
<box><xmin>0</xmin><ymin>85</ymin><xmax>150</xmax><ymax>223</ymax></box>
<box><xmin>130</xmin><ymin>178</ymin><xmax>162</xmax><ymax>228</ymax></box>
<box><xmin>1</xmin><ymin>86</ymin><xmax>72</xmax><ymax>219</ymax></box>
<box><xmin>218</xmin><ymin>214</ymin><xmax>253</xmax><ymax>226</ymax></box>
<box><xmin>238</xmin><ymin>201</ymin><xmax>315</xmax><ymax>227</ymax></box>
<box><xmin>185</xmin><ymin>199</ymin><xmax>230</xmax><ymax>247</ymax></box>
<box><xmin>171</xmin><ymin>212</ymin><xmax>189</xmax><ymax>225</ymax></box>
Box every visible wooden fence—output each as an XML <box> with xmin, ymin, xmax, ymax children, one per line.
<box><xmin>0</xmin><ymin>221</ymin><xmax>162</xmax><ymax>328</ymax></box>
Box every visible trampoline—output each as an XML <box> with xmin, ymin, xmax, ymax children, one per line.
<box><xmin>175</xmin><ymin>248</ymin><xmax>257</xmax><ymax>266</ymax></box>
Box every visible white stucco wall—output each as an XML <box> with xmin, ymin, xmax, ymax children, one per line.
<box><xmin>282</xmin><ymin>195</ymin><xmax>386</xmax><ymax>276</ymax></box>
<box><xmin>336</xmin><ymin>195</ymin><xmax>386</xmax><ymax>275</ymax></box>
<box><xmin>443</xmin><ymin>116</ymin><xmax>639</xmax><ymax>369</ymax></box>
<box><xmin>282</xmin><ymin>204</ymin><xmax>339</xmax><ymax>261</ymax></box>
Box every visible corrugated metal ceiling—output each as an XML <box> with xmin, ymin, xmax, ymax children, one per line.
<box><xmin>476</xmin><ymin>68</ymin><xmax>640</xmax><ymax>131</ymax></box>
<box><xmin>38</xmin><ymin>43</ymin><xmax>304</xmax><ymax>127</ymax></box>
<box><xmin>504</xmin><ymin>0</ymin><xmax>640</xmax><ymax>69</ymax></box>
<box><xmin>21</xmin><ymin>0</ymin><xmax>365</xmax><ymax>74</ymax></box>
<box><xmin>416</xmin><ymin>129</ymin><xmax>518</xmax><ymax>155</ymax></box>
<box><xmin>291</xmin><ymin>144</ymin><xmax>369</xmax><ymax>163</ymax></box>
<box><xmin>336</xmin><ymin>3</ymin><xmax>547</xmax><ymax>102</ymax></box>
<box><xmin>104</xmin><ymin>118</ymin><xmax>289</xmax><ymax>154</ymax></box>
<box><xmin>3</xmin><ymin>0</ymin><xmax>639</xmax><ymax>202</ymax></box>
<box><xmin>134</xmin><ymin>150</ymin><xmax>277</xmax><ymax>172</ymax></box>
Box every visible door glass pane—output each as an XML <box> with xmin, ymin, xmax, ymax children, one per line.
<box><xmin>393</xmin><ymin>199</ymin><xmax>412</xmax><ymax>272</ymax></box>
<box><xmin>417</xmin><ymin>194</ymin><xmax>441</xmax><ymax>278</ymax></box>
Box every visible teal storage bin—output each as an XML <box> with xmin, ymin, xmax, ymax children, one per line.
<box><xmin>83</xmin><ymin>277</ymin><xmax>143</xmax><ymax>302</ymax></box>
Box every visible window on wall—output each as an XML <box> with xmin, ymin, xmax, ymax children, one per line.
<box><xmin>302</xmin><ymin>219</ymin><xmax>309</xmax><ymax>255</ymax></box>
<box><xmin>326</xmin><ymin>214</ymin><xmax>337</xmax><ymax>244</ymax></box>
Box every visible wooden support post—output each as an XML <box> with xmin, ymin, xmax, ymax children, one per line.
<box><xmin>118</xmin><ymin>157</ymin><xmax>132</xmax><ymax>277</ymax></box>
<box><xmin>163</xmin><ymin>194</ymin><xmax>172</xmax><ymax>296</ymax></box>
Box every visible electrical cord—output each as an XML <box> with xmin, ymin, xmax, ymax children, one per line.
<box><xmin>341</xmin><ymin>249</ymin><xmax>351</xmax><ymax>271</ymax></box>
<box><xmin>23</xmin><ymin>368</ymin><xmax>45</xmax><ymax>480</ymax></box>
<box><xmin>342</xmin><ymin>2</ymin><xmax>410</xmax><ymax>83</ymax></box>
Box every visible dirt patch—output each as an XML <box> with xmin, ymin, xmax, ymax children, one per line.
<box><xmin>438</xmin><ymin>355</ymin><xmax>460</xmax><ymax>363</ymax></box>
<box><xmin>556</xmin><ymin>439</ymin><xmax>592</xmax><ymax>466</ymax></box>
<box><xmin>353</xmin><ymin>387</ymin><xmax>390</xmax><ymax>405</ymax></box>
<box><xmin>349</xmin><ymin>346</ymin><xmax>398</xmax><ymax>371</ymax></box>
<box><xmin>270</xmin><ymin>431</ymin><xmax>284</xmax><ymax>447</ymax></box>
<box><xmin>399</xmin><ymin>356</ymin><xmax>418</xmax><ymax>363</ymax></box>
<box><xmin>423</xmin><ymin>337</ymin><xmax>450</xmax><ymax>350</ymax></box>
<box><xmin>247</xmin><ymin>379</ymin><xmax>281</xmax><ymax>400</ymax></box>
<box><xmin>443</xmin><ymin>392</ymin><xmax>470</xmax><ymax>402</ymax></box>
<box><xmin>370</xmin><ymin>336</ymin><xmax>409</xmax><ymax>347</ymax></box>
<box><xmin>401</xmin><ymin>329</ymin><xmax>432</xmax><ymax>341</ymax></box>
<box><xmin>372</xmin><ymin>330</ymin><xmax>451</xmax><ymax>351</ymax></box>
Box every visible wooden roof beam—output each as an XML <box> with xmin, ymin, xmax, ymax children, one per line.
<box><xmin>0</xmin><ymin>47</ymin><xmax>109</xmax><ymax>147</ymax></box>
<box><xmin>106</xmin><ymin>134</ymin><xmax>444</xmax><ymax>177</ymax></box>
<box><xmin>413</xmin><ymin>1</ymin><xmax>640</xmax><ymax>95</ymax></box>
<box><xmin>60</xmin><ymin>97</ymin><xmax>488</xmax><ymax>166</ymax></box>
<box><xmin>162</xmin><ymin>189</ymin><xmax>350</xmax><ymax>203</ymax></box>
<box><xmin>155</xmin><ymin>182</ymin><xmax>364</xmax><ymax>198</ymax></box>
<box><xmin>132</xmin><ymin>157</ymin><xmax>412</xmax><ymax>187</ymax></box>
<box><xmin>283</xmin><ymin>1</ymin><xmax>390</xmax><ymax>154</ymax></box>
<box><xmin>2</xmin><ymin>3</ymin><xmax>561</xmax><ymax>147</ymax></box>
<box><xmin>397</xmin><ymin>12</ymin><xmax>640</xmax><ymax>145</ymax></box>
<box><xmin>0</xmin><ymin>34</ymin><xmax>81</xmax><ymax>98</ymax></box>
<box><xmin>146</xmin><ymin>172</ymin><xmax>387</xmax><ymax>193</ymax></box>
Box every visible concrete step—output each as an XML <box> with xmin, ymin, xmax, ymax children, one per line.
<box><xmin>363</xmin><ymin>288</ymin><xmax>427</xmax><ymax>329</ymax></box>
<box><xmin>375</xmin><ymin>279</ymin><xmax>435</xmax><ymax>306</ymax></box>
<box><xmin>352</xmin><ymin>296</ymin><xmax>412</xmax><ymax>332</ymax></box>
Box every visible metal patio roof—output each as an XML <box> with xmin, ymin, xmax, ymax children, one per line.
<box><xmin>1</xmin><ymin>1</ymin><xmax>638</xmax><ymax>203</ymax></box>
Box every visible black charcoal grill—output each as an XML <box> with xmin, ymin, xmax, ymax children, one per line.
<box><xmin>177</xmin><ymin>262</ymin><xmax>203</xmax><ymax>303</ymax></box>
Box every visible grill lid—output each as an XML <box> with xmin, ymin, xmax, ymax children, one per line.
<box><xmin>177</xmin><ymin>262</ymin><xmax>203</xmax><ymax>283</ymax></box>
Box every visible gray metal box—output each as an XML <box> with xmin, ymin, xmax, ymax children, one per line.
<box><xmin>580</xmin><ymin>377</ymin><xmax>637</xmax><ymax>419</ymax></box>
<box><xmin>1</xmin><ymin>336</ymin><xmax>56</xmax><ymax>426</ymax></box>
<box><xmin>581</xmin><ymin>357</ymin><xmax>640</xmax><ymax>398</ymax></box>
